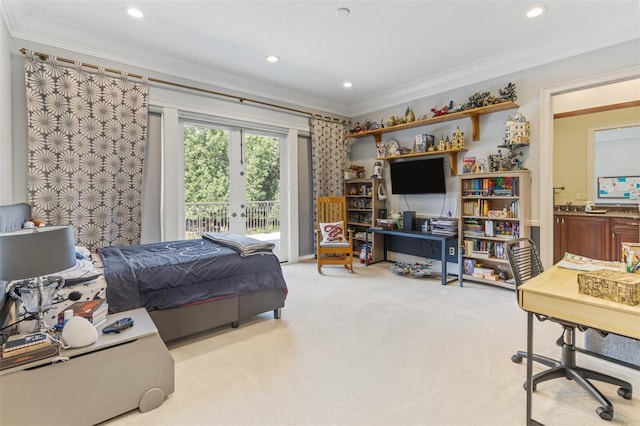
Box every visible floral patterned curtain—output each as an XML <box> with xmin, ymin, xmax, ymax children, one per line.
<box><xmin>311</xmin><ymin>118</ymin><xmax>348</xmax><ymax>198</ymax></box>
<box><xmin>311</xmin><ymin>118</ymin><xmax>349</xmax><ymax>251</ymax></box>
<box><xmin>24</xmin><ymin>51</ymin><xmax>149</xmax><ymax>250</ymax></box>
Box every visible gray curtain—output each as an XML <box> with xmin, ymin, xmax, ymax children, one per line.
<box><xmin>24</xmin><ymin>51</ymin><xmax>149</xmax><ymax>250</ymax></box>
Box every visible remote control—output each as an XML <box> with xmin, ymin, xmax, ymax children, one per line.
<box><xmin>102</xmin><ymin>317</ymin><xmax>134</xmax><ymax>334</ymax></box>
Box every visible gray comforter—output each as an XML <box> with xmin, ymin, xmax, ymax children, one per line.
<box><xmin>98</xmin><ymin>238</ymin><xmax>287</xmax><ymax>313</ymax></box>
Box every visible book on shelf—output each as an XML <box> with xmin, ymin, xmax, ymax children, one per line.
<box><xmin>471</xmin><ymin>250</ymin><xmax>491</xmax><ymax>259</ymax></box>
<box><xmin>463</xmin><ymin>259</ymin><xmax>476</xmax><ymax>275</ymax></box>
<box><xmin>57</xmin><ymin>299</ymin><xmax>108</xmax><ymax>327</ymax></box>
<box><xmin>0</xmin><ymin>341</ymin><xmax>60</xmax><ymax>370</ymax></box>
<box><xmin>472</xmin><ymin>272</ymin><xmax>499</xmax><ymax>281</ymax></box>
<box><xmin>2</xmin><ymin>332</ymin><xmax>52</xmax><ymax>358</ymax></box>
<box><xmin>473</xmin><ymin>267</ymin><xmax>495</xmax><ymax>276</ymax></box>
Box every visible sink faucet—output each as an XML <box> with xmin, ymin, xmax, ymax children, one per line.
<box><xmin>565</xmin><ymin>201</ymin><xmax>572</xmax><ymax>212</ymax></box>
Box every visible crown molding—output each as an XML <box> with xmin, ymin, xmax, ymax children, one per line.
<box><xmin>347</xmin><ymin>13</ymin><xmax>640</xmax><ymax>117</ymax></box>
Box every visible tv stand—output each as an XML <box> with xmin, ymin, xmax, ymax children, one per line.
<box><xmin>365</xmin><ymin>228</ymin><xmax>459</xmax><ymax>286</ymax></box>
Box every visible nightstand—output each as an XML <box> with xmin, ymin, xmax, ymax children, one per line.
<box><xmin>0</xmin><ymin>308</ymin><xmax>175</xmax><ymax>425</ymax></box>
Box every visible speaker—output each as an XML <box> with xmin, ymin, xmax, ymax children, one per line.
<box><xmin>62</xmin><ymin>316</ymin><xmax>98</xmax><ymax>348</ymax></box>
<box><xmin>402</xmin><ymin>211</ymin><xmax>416</xmax><ymax>231</ymax></box>
<box><xmin>378</xmin><ymin>209</ymin><xmax>387</xmax><ymax>219</ymax></box>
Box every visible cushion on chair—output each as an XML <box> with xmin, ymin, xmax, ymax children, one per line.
<box><xmin>319</xmin><ymin>221</ymin><xmax>347</xmax><ymax>244</ymax></box>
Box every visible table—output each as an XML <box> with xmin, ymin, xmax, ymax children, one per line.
<box><xmin>518</xmin><ymin>265</ymin><xmax>640</xmax><ymax>425</ymax></box>
<box><xmin>0</xmin><ymin>308</ymin><xmax>175</xmax><ymax>425</ymax></box>
<box><xmin>365</xmin><ymin>227</ymin><xmax>459</xmax><ymax>286</ymax></box>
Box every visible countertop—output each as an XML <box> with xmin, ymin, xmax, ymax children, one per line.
<box><xmin>554</xmin><ymin>206</ymin><xmax>639</xmax><ymax>219</ymax></box>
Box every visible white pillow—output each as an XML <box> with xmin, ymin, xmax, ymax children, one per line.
<box><xmin>320</xmin><ymin>221</ymin><xmax>347</xmax><ymax>243</ymax></box>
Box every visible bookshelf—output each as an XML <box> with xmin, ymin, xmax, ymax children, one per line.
<box><xmin>458</xmin><ymin>170</ymin><xmax>531</xmax><ymax>289</ymax></box>
<box><xmin>345</xmin><ymin>178</ymin><xmax>385</xmax><ymax>263</ymax></box>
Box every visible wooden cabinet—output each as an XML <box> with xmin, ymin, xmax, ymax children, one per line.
<box><xmin>553</xmin><ymin>214</ymin><xmax>639</xmax><ymax>263</ymax></box>
<box><xmin>347</xmin><ymin>101</ymin><xmax>519</xmax><ymax>176</ymax></box>
<box><xmin>345</xmin><ymin>178</ymin><xmax>385</xmax><ymax>263</ymax></box>
<box><xmin>553</xmin><ymin>215</ymin><xmax>610</xmax><ymax>263</ymax></box>
<box><xmin>458</xmin><ymin>170</ymin><xmax>530</xmax><ymax>289</ymax></box>
<box><xmin>610</xmin><ymin>217</ymin><xmax>640</xmax><ymax>260</ymax></box>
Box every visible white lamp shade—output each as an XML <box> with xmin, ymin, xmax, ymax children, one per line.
<box><xmin>0</xmin><ymin>225</ymin><xmax>76</xmax><ymax>281</ymax></box>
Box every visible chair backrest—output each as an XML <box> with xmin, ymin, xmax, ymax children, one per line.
<box><xmin>505</xmin><ymin>237</ymin><xmax>544</xmax><ymax>286</ymax></box>
<box><xmin>316</xmin><ymin>196</ymin><xmax>347</xmax><ymax>227</ymax></box>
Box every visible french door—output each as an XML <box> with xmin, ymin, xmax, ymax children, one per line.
<box><xmin>182</xmin><ymin>121</ymin><xmax>286</xmax><ymax>259</ymax></box>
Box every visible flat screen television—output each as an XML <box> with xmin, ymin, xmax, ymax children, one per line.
<box><xmin>390</xmin><ymin>157</ymin><xmax>446</xmax><ymax>194</ymax></box>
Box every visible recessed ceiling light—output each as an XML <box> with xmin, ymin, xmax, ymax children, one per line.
<box><xmin>336</xmin><ymin>7</ymin><xmax>351</xmax><ymax>17</ymax></box>
<box><xmin>127</xmin><ymin>7</ymin><xmax>144</xmax><ymax>18</ymax></box>
<box><xmin>266</xmin><ymin>55</ymin><xmax>280</xmax><ymax>63</ymax></box>
<box><xmin>526</xmin><ymin>6</ymin><xmax>547</xmax><ymax>18</ymax></box>
<box><xmin>343</xmin><ymin>81</ymin><xmax>352</xmax><ymax>88</ymax></box>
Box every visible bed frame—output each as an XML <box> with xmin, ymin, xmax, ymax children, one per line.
<box><xmin>0</xmin><ymin>203</ymin><xmax>285</xmax><ymax>342</ymax></box>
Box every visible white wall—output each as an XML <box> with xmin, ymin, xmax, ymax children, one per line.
<box><xmin>0</xmin><ymin>14</ymin><xmax>11</xmax><ymax>204</ymax></box>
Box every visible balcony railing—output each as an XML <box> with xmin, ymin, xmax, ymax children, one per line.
<box><xmin>185</xmin><ymin>201</ymin><xmax>280</xmax><ymax>239</ymax></box>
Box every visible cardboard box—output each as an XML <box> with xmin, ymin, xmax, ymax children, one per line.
<box><xmin>577</xmin><ymin>269</ymin><xmax>640</xmax><ymax>306</ymax></box>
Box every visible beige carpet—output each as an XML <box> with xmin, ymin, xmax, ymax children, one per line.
<box><xmin>105</xmin><ymin>261</ymin><xmax>640</xmax><ymax>426</ymax></box>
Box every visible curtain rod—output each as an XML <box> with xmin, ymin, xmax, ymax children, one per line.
<box><xmin>20</xmin><ymin>48</ymin><xmax>348</xmax><ymax>124</ymax></box>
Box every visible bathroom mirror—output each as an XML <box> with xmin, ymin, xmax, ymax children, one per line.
<box><xmin>587</xmin><ymin>125</ymin><xmax>640</xmax><ymax>205</ymax></box>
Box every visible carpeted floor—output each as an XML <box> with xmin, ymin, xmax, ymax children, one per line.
<box><xmin>105</xmin><ymin>261</ymin><xmax>640</xmax><ymax>425</ymax></box>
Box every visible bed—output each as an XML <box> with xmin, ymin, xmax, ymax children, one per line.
<box><xmin>0</xmin><ymin>203</ymin><xmax>287</xmax><ymax>342</ymax></box>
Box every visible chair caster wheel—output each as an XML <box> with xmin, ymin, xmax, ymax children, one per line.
<box><xmin>617</xmin><ymin>387</ymin><xmax>632</xmax><ymax>400</ymax></box>
<box><xmin>511</xmin><ymin>354</ymin><xmax>523</xmax><ymax>363</ymax></box>
<box><xmin>596</xmin><ymin>407</ymin><xmax>613</xmax><ymax>421</ymax></box>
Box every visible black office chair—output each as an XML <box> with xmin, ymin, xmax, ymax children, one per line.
<box><xmin>506</xmin><ymin>238</ymin><xmax>632</xmax><ymax>421</ymax></box>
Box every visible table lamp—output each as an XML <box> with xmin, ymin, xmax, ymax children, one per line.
<box><xmin>0</xmin><ymin>225</ymin><xmax>76</xmax><ymax>332</ymax></box>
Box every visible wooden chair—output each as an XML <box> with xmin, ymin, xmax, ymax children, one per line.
<box><xmin>316</xmin><ymin>196</ymin><xmax>353</xmax><ymax>273</ymax></box>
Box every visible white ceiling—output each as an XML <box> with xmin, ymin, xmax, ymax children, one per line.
<box><xmin>2</xmin><ymin>0</ymin><xmax>639</xmax><ymax>117</ymax></box>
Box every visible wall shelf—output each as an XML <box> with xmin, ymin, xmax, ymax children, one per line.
<box><xmin>348</xmin><ymin>101</ymin><xmax>519</xmax><ymax>142</ymax></box>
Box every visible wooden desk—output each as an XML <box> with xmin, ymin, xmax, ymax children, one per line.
<box><xmin>365</xmin><ymin>227</ymin><xmax>459</xmax><ymax>286</ymax></box>
<box><xmin>518</xmin><ymin>265</ymin><xmax>640</xmax><ymax>425</ymax></box>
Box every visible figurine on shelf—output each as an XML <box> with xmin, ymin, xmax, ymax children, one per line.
<box><xmin>349</xmin><ymin>122</ymin><xmax>363</xmax><ymax>134</ymax></box>
<box><xmin>503</xmin><ymin>112</ymin><xmax>530</xmax><ymax>145</ymax></box>
<box><xmin>498</xmin><ymin>82</ymin><xmax>517</xmax><ymax>102</ymax></box>
<box><xmin>437</xmin><ymin>136</ymin><xmax>445</xmax><ymax>151</ymax></box>
<box><xmin>431</xmin><ymin>105</ymin><xmax>450</xmax><ymax>117</ymax></box>
<box><xmin>376</xmin><ymin>140</ymin><xmax>386</xmax><ymax>158</ymax></box>
<box><xmin>452</xmin><ymin>127</ymin><xmax>465</xmax><ymax>149</ymax></box>
<box><xmin>405</xmin><ymin>107</ymin><xmax>415</xmax><ymax>122</ymax></box>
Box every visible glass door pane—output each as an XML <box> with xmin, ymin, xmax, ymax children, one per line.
<box><xmin>183</xmin><ymin>123</ymin><xmax>231</xmax><ymax>238</ymax></box>
<box><xmin>182</xmin><ymin>124</ymin><xmax>286</xmax><ymax>260</ymax></box>
<box><xmin>243</xmin><ymin>132</ymin><xmax>283</xmax><ymax>256</ymax></box>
